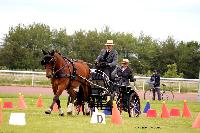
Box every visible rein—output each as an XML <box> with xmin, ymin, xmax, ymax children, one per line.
<box><xmin>78</xmin><ymin>74</ymin><xmax>109</xmax><ymax>93</ymax></box>
<box><xmin>48</xmin><ymin>55</ymin><xmax>115</xmax><ymax>94</ymax></box>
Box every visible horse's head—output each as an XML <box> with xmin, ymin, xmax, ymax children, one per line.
<box><xmin>41</xmin><ymin>49</ymin><xmax>56</xmax><ymax>78</ymax></box>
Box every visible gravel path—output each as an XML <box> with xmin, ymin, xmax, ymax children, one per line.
<box><xmin>0</xmin><ymin>86</ymin><xmax>198</xmax><ymax>101</ymax></box>
<box><xmin>0</xmin><ymin>86</ymin><xmax>67</xmax><ymax>96</ymax></box>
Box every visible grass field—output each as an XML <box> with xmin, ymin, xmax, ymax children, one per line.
<box><xmin>0</xmin><ymin>94</ymin><xmax>200</xmax><ymax>133</ymax></box>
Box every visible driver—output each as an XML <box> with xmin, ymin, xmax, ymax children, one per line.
<box><xmin>95</xmin><ymin>40</ymin><xmax>118</xmax><ymax>80</ymax></box>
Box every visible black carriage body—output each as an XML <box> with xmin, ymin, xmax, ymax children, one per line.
<box><xmin>89</xmin><ymin>69</ymin><xmax>141</xmax><ymax>117</ymax></box>
<box><xmin>89</xmin><ymin>69</ymin><xmax>113</xmax><ymax>111</ymax></box>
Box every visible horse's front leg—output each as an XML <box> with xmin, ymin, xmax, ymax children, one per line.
<box><xmin>45</xmin><ymin>94</ymin><xmax>59</xmax><ymax>114</ymax></box>
<box><xmin>45</xmin><ymin>84</ymin><xmax>64</xmax><ymax>116</ymax></box>
<box><xmin>45</xmin><ymin>83</ymin><xmax>57</xmax><ymax>114</ymax></box>
<box><xmin>55</xmin><ymin>85</ymin><xmax>66</xmax><ymax>116</ymax></box>
<box><xmin>45</xmin><ymin>95</ymin><xmax>64</xmax><ymax>116</ymax></box>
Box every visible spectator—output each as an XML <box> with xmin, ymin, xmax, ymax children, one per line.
<box><xmin>150</xmin><ymin>69</ymin><xmax>161</xmax><ymax>100</ymax></box>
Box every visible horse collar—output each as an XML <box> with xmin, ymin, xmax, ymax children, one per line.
<box><xmin>53</xmin><ymin>73</ymin><xmax>71</xmax><ymax>78</ymax></box>
<box><xmin>65</xmin><ymin>58</ymin><xmax>77</xmax><ymax>80</ymax></box>
<box><xmin>52</xmin><ymin>59</ymin><xmax>77</xmax><ymax>80</ymax></box>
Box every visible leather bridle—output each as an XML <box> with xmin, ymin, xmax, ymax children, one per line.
<box><xmin>42</xmin><ymin>54</ymin><xmax>74</xmax><ymax>79</ymax></box>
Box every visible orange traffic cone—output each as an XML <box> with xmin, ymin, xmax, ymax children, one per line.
<box><xmin>147</xmin><ymin>109</ymin><xmax>157</xmax><ymax>118</ymax></box>
<box><xmin>192</xmin><ymin>113</ymin><xmax>200</xmax><ymax>128</ymax></box>
<box><xmin>3</xmin><ymin>101</ymin><xmax>13</xmax><ymax>109</ymax></box>
<box><xmin>0</xmin><ymin>98</ymin><xmax>3</xmax><ymax>124</ymax></box>
<box><xmin>36</xmin><ymin>94</ymin><xmax>43</xmax><ymax>108</ymax></box>
<box><xmin>170</xmin><ymin>107</ymin><xmax>180</xmax><ymax>117</ymax></box>
<box><xmin>182</xmin><ymin>100</ymin><xmax>191</xmax><ymax>118</ymax></box>
<box><xmin>111</xmin><ymin>101</ymin><xmax>122</xmax><ymax>125</ymax></box>
<box><xmin>160</xmin><ymin>101</ymin><xmax>170</xmax><ymax>118</ymax></box>
<box><xmin>53</xmin><ymin>103</ymin><xmax>58</xmax><ymax>112</ymax></box>
<box><xmin>18</xmin><ymin>94</ymin><xmax>27</xmax><ymax>109</ymax></box>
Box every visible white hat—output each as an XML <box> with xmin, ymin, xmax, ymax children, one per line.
<box><xmin>104</xmin><ymin>40</ymin><xmax>115</xmax><ymax>45</ymax></box>
<box><xmin>121</xmin><ymin>59</ymin><xmax>129</xmax><ymax>63</ymax></box>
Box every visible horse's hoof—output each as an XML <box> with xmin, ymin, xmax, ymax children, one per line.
<box><xmin>45</xmin><ymin>110</ymin><xmax>51</xmax><ymax>114</ymax></box>
<box><xmin>67</xmin><ymin>112</ymin><xmax>72</xmax><ymax>115</ymax></box>
<box><xmin>86</xmin><ymin>112</ymin><xmax>90</xmax><ymax>116</ymax></box>
<box><xmin>135</xmin><ymin>113</ymin><xmax>140</xmax><ymax>117</ymax></box>
<box><xmin>59</xmin><ymin>113</ymin><xmax>64</xmax><ymax>116</ymax></box>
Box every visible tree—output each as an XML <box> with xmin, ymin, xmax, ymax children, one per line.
<box><xmin>51</xmin><ymin>29</ymin><xmax>72</xmax><ymax>55</ymax></box>
<box><xmin>159</xmin><ymin>36</ymin><xmax>177</xmax><ymax>73</ymax></box>
<box><xmin>134</xmin><ymin>32</ymin><xmax>160</xmax><ymax>74</ymax></box>
<box><xmin>163</xmin><ymin>63</ymin><xmax>183</xmax><ymax>78</ymax></box>
<box><xmin>0</xmin><ymin>23</ymin><xmax>52</xmax><ymax>70</ymax></box>
<box><xmin>176</xmin><ymin>41</ymin><xmax>200</xmax><ymax>78</ymax></box>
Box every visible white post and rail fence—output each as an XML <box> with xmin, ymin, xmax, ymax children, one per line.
<box><xmin>0</xmin><ymin>70</ymin><xmax>199</xmax><ymax>93</ymax></box>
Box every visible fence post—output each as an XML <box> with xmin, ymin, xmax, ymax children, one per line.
<box><xmin>31</xmin><ymin>73</ymin><xmax>34</xmax><ymax>87</ymax></box>
<box><xmin>178</xmin><ymin>81</ymin><xmax>181</xmax><ymax>93</ymax></box>
<box><xmin>143</xmin><ymin>81</ymin><xmax>145</xmax><ymax>91</ymax></box>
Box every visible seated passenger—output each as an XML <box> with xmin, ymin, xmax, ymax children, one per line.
<box><xmin>112</xmin><ymin>59</ymin><xmax>135</xmax><ymax>86</ymax></box>
<box><xmin>112</xmin><ymin>59</ymin><xmax>136</xmax><ymax>111</ymax></box>
<box><xmin>95</xmin><ymin>40</ymin><xmax>118</xmax><ymax>81</ymax></box>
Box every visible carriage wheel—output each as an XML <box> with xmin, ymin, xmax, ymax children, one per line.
<box><xmin>128</xmin><ymin>92</ymin><xmax>141</xmax><ymax>117</ymax></box>
<box><xmin>112</xmin><ymin>91</ymin><xmax>122</xmax><ymax>113</ymax></box>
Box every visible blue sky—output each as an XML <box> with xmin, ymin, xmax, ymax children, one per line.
<box><xmin>0</xmin><ymin>0</ymin><xmax>200</xmax><ymax>42</ymax></box>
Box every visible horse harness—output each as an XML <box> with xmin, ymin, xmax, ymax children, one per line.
<box><xmin>48</xmin><ymin>55</ymin><xmax>77</xmax><ymax>80</ymax></box>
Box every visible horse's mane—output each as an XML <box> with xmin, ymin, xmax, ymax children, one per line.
<box><xmin>76</xmin><ymin>60</ymin><xmax>85</xmax><ymax>63</ymax></box>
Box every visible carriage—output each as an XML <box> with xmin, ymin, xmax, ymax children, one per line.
<box><xmin>41</xmin><ymin>50</ymin><xmax>141</xmax><ymax>117</ymax></box>
<box><xmin>87</xmin><ymin>66</ymin><xmax>141</xmax><ymax>117</ymax></box>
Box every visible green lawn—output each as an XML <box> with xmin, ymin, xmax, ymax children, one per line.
<box><xmin>0</xmin><ymin>94</ymin><xmax>200</xmax><ymax>133</ymax></box>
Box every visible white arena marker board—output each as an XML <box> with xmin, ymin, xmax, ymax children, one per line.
<box><xmin>9</xmin><ymin>113</ymin><xmax>26</xmax><ymax>126</ymax></box>
<box><xmin>90</xmin><ymin>108</ymin><xmax>106</xmax><ymax>124</ymax></box>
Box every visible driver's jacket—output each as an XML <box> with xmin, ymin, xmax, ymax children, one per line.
<box><xmin>95</xmin><ymin>49</ymin><xmax>118</xmax><ymax>67</ymax></box>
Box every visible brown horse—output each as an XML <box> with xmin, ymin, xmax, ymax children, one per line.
<box><xmin>41</xmin><ymin>50</ymin><xmax>91</xmax><ymax>115</ymax></box>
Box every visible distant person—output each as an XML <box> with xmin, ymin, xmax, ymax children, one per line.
<box><xmin>150</xmin><ymin>69</ymin><xmax>161</xmax><ymax>100</ymax></box>
<box><xmin>95</xmin><ymin>40</ymin><xmax>118</xmax><ymax>80</ymax></box>
<box><xmin>113</xmin><ymin>59</ymin><xmax>135</xmax><ymax>86</ymax></box>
